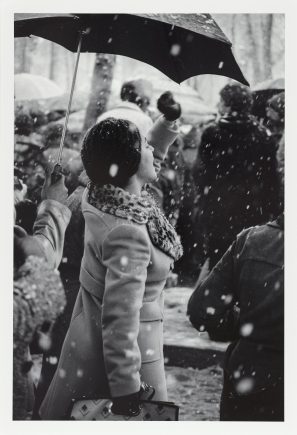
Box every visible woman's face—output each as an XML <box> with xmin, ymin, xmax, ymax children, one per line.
<box><xmin>136</xmin><ymin>135</ymin><xmax>157</xmax><ymax>184</ymax></box>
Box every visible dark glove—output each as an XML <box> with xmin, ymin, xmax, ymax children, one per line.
<box><xmin>111</xmin><ymin>390</ymin><xmax>141</xmax><ymax>417</ymax></box>
<box><xmin>157</xmin><ymin>91</ymin><xmax>181</xmax><ymax>121</ymax></box>
<box><xmin>111</xmin><ymin>382</ymin><xmax>155</xmax><ymax>417</ymax></box>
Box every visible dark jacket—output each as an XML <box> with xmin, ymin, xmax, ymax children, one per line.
<box><xmin>187</xmin><ymin>215</ymin><xmax>284</xmax><ymax>394</ymax></box>
<box><xmin>193</xmin><ymin>114</ymin><xmax>282</xmax><ymax>266</ymax></box>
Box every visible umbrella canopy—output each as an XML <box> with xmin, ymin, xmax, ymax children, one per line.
<box><xmin>14</xmin><ymin>13</ymin><xmax>248</xmax><ymax>85</ymax></box>
<box><xmin>14</xmin><ymin>73</ymin><xmax>63</xmax><ymax>101</ymax></box>
<box><xmin>253</xmin><ymin>77</ymin><xmax>284</xmax><ymax>92</ymax></box>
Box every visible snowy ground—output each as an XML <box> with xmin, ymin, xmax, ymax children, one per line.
<box><xmin>164</xmin><ymin>286</ymin><xmax>224</xmax><ymax>420</ymax></box>
<box><xmin>166</xmin><ymin>365</ymin><xmax>222</xmax><ymax>420</ymax></box>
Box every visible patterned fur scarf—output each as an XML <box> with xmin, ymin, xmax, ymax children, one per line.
<box><xmin>88</xmin><ymin>183</ymin><xmax>183</xmax><ymax>261</ymax></box>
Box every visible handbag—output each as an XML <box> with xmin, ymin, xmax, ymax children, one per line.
<box><xmin>68</xmin><ymin>386</ymin><xmax>179</xmax><ymax>421</ymax></box>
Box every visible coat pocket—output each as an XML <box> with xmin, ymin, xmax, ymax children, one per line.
<box><xmin>138</xmin><ymin>320</ymin><xmax>162</xmax><ymax>363</ymax></box>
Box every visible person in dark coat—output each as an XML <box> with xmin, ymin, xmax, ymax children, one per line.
<box><xmin>187</xmin><ymin>139</ymin><xmax>284</xmax><ymax>421</ymax></box>
<box><xmin>192</xmin><ymin>83</ymin><xmax>282</xmax><ymax>269</ymax></box>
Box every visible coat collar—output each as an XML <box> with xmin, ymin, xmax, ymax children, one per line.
<box><xmin>88</xmin><ymin>184</ymin><xmax>183</xmax><ymax>261</ymax></box>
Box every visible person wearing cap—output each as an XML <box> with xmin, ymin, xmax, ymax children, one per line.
<box><xmin>39</xmin><ymin>93</ymin><xmax>183</xmax><ymax>420</ymax></box>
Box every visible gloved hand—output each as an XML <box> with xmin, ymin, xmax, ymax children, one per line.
<box><xmin>111</xmin><ymin>382</ymin><xmax>155</xmax><ymax>417</ymax></box>
<box><xmin>157</xmin><ymin>91</ymin><xmax>181</xmax><ymax>121</ymax></box>
<box><xmin>111</xmin><ymin>390</ymin><xmax>141</xmax><ymax>417</ymax></box>
<box><xmin>41</xmin><ymin>166</ymin><xmax>68</xmax><ymax>205</ymax></box>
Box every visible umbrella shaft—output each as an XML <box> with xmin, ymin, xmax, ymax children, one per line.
<box><xmin>57</xmin><ymin>32</ymin><xmax>83</xmax><ymax>164</ymax></box>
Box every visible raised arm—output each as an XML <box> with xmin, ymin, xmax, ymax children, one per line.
<box><xmin>32</xmin><ymin>173</ymin><xmax>71</xmax><ymax>268</ymax></box>
<box><xmin>147</xmin><ymin>91</ymin><xmax>181</xmax><ymax>165</ymax></box>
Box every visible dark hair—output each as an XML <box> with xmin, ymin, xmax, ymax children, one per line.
<box><xmin>120</xmin><ymin>81</ymin><xmax>150</xmax><ymax>108</ymax></box>
<box><xmin>220</xmin><ymin>83</ymin><xmax>253</xmax><ymax>114</ymax></box>
<box><xmin>81</xmin><ymin>117</ymin><xmax>142</xmax><ymax>187</ymax></box>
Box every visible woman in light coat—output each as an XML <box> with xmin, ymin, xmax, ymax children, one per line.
<box><xmin>40</xmin><ymin>93</ymin><xmax>183</xmax><ymax>419</ymax></box>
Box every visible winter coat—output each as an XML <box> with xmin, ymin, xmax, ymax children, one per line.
<box><xmin>26</xmin><ymin>199</ymin><xmax>71</xmax><ymax>269</ymax></box>
<box><xmin>97</xmin><ymin>101</ymin><xmax>153</xmax><ymax>136</ymax></box>
<box><xmin>192</xmin><ymin>114</ymin><xmax>282</xmax><ymax>267</ymax></box>
<box><xmin>187</xmin><ymin>215</ymin><xmax>284</xmax><ymax>395</ymax></box>
<box><xmin>13</xmin><ymin>199</ymin><xmax>70</xmax><ymax>420</ymax></box>
<box><xmin>40</xmin><ymin>117</ymin><xmax>182</xmax><ymax>420</ymax></box>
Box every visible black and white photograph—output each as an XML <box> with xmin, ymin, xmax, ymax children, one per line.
<box><xmin>1</xmin><ymin>0</ymin><xmax>294</xmax><ymax>433</ymax></box>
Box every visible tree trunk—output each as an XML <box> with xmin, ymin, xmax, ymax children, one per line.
<box><xmin>246</xmin><ymin>14</ymin><xmax>262</xmax><ymax>83</ymax></box>
<box><xmin>81</xmin><ymin>53</ymin><xmax>116</xmax><ymax>136</ymax></box>
<box><xmin>14</xmin><ymin>38</ymin><xmax>30</xmax><ymax>73</ymax></box>
<box><xmin>261</xmin><ymin>14</ymin><xmax>273</xmax><ymax>80</ymax></box>
<box><xmin>49</xmin><ymin>42</ymin><xmax>57</xmax><ymax>81</ymax></box>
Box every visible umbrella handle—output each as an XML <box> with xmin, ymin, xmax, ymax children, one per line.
<box><xmin>56</xmin><ymin>31</ymin><xmax>84</xmax><ymax>165</ymax></box>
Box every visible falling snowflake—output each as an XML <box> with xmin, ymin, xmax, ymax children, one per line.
<box><xmin>107</xmin><ymin>37</ymin><xmax>113</xmax><ymax>44</ymax></box>
<box><xmin>235</xmin><ymin>377</ymin><xmax>255</xmax><ymax>394</ymax></box>
<box><xmin>145</xmin><ymin>349</ymin><xmax>155</xmax><ymax>356</ymax></box>
<box><xmin>48</xmin><ymin>356</ymin><xmax>58</xmax><ymax>365</ymax></box>
<box><xmin>58</xmin><ymin>368</ymin><xmax>66</xmax><ymax>378</ymax></box>
<box><xmin>274</xmin><ymin>281</ymin><xmax>281</xmax><ymax>291</ymax></box>
<box><xmin>233</xmin><ymin>370</ymin><xmax>241</xmax><ymax>379</ymax></box>
<box><xmin>240</xmin><ymin>323</ymin><xmax>254</xmax><ymax>337</ymax></box>
<box><xmin>77</xmin><ymin>369</ymin><xmax>84</xmax><ymax>378</ymax></box>
<box><xmin>218</xmin><ymin>61</ymin><xmax>224</xmax><ymax>69</ymax></box>
<box><xmin>38</xmin><ymin>333</ymin><xmax>52</xmax><ymax>351</ymax></box>
<box><xmin>206</xmin><ymin>307</ymin><xmax>215</xmax><ymax>315</ymax></box>
<box><xmin>166</xmin><ymin>169</ymin><xmax>176</xmax><ymax>181</ymax></box>
<box><xmin>170</xmin><ymin>44</ymin><xmax>181</xmax><ymax>56</ymax></box>
<box><xmin>109</xmin><ymin>163</ymin><xmax>119</xmax><ymax>177</ymax></box>
<box><xmin>224</xmin><ymin>294</ymin><xmax>233</xmax><ymax>305</ymax></box>
<box><xmin>120</xmin><ymin>256</ymin><xmax>129</xmax><ymax>267</ymax></box>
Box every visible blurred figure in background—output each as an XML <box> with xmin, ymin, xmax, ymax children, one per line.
<box><xmin>192</xmin><ymin>83</ymin><xmax>282</xmax><ymax>270</ymax></box>
<box><xmin>187</xmin><ymin>137</ymin><xmax>284</xmax><ymax>421</ymax></box>
<box><xmin>97</xmin><ymin>78</ymin><xmax>154</xmax><ymax>136</ymax></box>
<box><xmin>265</xmin><ymin>91</ymin><xmax>285</xmax><ymax>145</ymax></box>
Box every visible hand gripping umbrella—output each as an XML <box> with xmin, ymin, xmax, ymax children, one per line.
<box><xmin>15</xmin><ymin>13</ymin><xmax>249</xmax><ymax>176</ymax></box>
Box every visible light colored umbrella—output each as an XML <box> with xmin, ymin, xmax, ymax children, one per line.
<box><xmin>14</xmin><ymin>73</ymin><xmax>63</xmax><ymax>101</ymax></box>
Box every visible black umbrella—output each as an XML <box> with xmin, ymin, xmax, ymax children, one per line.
<box><xmin>15</xmin><ymin>13</ymin><xmax>248</xmax><ymax>168</ymax></box>
<box><xmin>15</xmin><ymin>13</ymin><xmax>248</xmax><ymax>85</ymax></box>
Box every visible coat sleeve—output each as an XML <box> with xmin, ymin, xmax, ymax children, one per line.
<box><xmin>32</xmin><ymin>199</ymin><xmax>71</xmax><ymax>269</ymax></box>
<box><xmin>147</xmin><ymin>115</ymin><xmax>180</xmax><ymax>162</ymax></box>
<box><xmin>187</xmin><ymin>238</ymin><xmax>241</xmax><ymax>342</ymax></box>
<box><xmin>101</xmin><ymin>224</ymin><xmax>151</xmax><ymax>397</ymax></box>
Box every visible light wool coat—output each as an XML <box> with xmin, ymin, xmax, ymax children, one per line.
<box><xmin>40</xmin><ymin>116</ymin><xmax>181</xmax><ymax>420</ymax></box>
